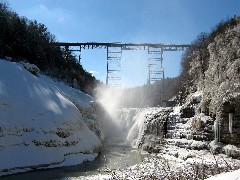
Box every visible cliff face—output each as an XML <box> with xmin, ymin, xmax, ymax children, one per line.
<box><xmin>204</xmin><ymin>21</ymin><xmax>240</xmax><ymax>145</ymax></box>
<box><xmin>203</xmin><ymin>19</ymin><xmax>240</xmax><ymax>115</ymax></box>
<box><xmin>180</xmin><ymin>16</ymin><xmax>240</xmax><ymax>146</ymax></box>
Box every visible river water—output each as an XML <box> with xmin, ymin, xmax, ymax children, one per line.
<box><xmin>1</xmin><ymin>143</ymin><xmax>143</xmax><ymax>180</ymax></box>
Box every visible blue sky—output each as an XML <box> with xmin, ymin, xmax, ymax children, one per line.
<box><xmin>7</xmin><ymin>0</ymin><xmax>240</xmax><ymax>87</ymax></box>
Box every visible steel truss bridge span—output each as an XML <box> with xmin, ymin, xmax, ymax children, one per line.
<box><xmin>52</xmin><ymin>42</ymin><xmax>191</xmax><ymax>86</ymax></box>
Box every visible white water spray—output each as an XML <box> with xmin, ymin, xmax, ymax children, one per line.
<box><xmin>95</xmin><ymin>84</ymin><xmax>164</xmax><ymax>147</ymax></box>
<box><xmin>95</xmin><ymin>86</ymin><xmax>141</xmax><ymax>144</ymax></box>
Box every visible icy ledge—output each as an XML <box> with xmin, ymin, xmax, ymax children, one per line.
<box><xmin>0</xmin><ymin>60</ymin><xmax>101</xmax><ymax>176</ymax></box>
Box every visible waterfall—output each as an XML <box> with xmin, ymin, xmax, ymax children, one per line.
<box><xmin>229</xmin><ymin>113</ymin><xmax>233</xmax><ymax>134</ymax></box>
<box><xmin>213</xmin><ymin>120</ymin><xmax>218</xmax><ymax>143</ymax></box>
<box><xmin>125</xmin><ymin>109</ymin><xmax>147</xmax><ymax>148</ymax></box>
<box><xmin>213</xmin><ymin>120</ymin><xmax>220</xmax><ymax>143</ymax></box>
<box><xmin>213</xmin><ymin>112</ymin><xmax>222</xmax><ymax>143</ymax></box>
<box><xmin>100</xmin><ymin>108</ymin><xmax>143</xmax><ymax>145</ymax></box>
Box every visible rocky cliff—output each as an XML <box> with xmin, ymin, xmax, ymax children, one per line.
<box><xmin>178</xmin><ymin>16</ymin><xmax>240</xmax><ymax>147</ymax></box>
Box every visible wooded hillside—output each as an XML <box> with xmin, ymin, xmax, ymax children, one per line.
<box><xmin>0</xmin><ymin>3</ymin><xmax>98</xmax><ymax>95</ymax></box>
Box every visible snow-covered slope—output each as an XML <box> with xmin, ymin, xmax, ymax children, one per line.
<box><xmin>0</xmin><ymin>60</ymin><xmax>101</xmax><ymax>176</ymax></box>
<box><xmin>206</xmin><ymin>169</ymin><xmax>240</xmax><ymax>180</ymax></box>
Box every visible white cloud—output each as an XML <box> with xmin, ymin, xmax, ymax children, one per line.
<box><xmin>25</xmin><ymin>4</ymin><xmax>68</xmax><ymax>25</ymax></box>
<box><xmin>89</xmin><ymin>71</ymin><xmax>99</xmax><ymax>75</ymax></box>
<box><xmin>57</xmin><ymin>17</ymin><xmax>65</xmax><ymax>24</ymax></box>
<box><xmin>39</xmin><ymin>4</ymin><xmax>47</xmax><ymax>11</ymax></box>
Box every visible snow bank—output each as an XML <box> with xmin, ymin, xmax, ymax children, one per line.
<box><xmin>0</xmin><ymin>60</ymin><xmax>101</xmax><ymax>176</ymax></box>
<box><xmin>206</xmin><ymin>169</ymin><xmax>240</xmax><ymax>180</ymax></box>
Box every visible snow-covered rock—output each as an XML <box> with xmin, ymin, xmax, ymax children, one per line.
<box><xmin>223</xmin><ymin>145</ymin><xmax>240</xmax><ymax>159</ymax></box>
<box><xmin>22</xmin><ymin>62</ymin><xmax>40</xmax><ymax>75</ymax></box>
<box><xmin>0</xmin><ymin>60</ymin><xmax>101</xmax><ymax>176</ymax></box>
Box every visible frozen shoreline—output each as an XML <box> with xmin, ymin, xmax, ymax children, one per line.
<box><xmin>0</xmin><ymin>153</ymin><xmax>98</xmax><ymax>177</ymax></box>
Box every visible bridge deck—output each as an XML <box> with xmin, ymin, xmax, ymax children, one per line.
<box><xmin>52</xmin><ymin>42</ymin><xmax>192</xmax><ymax>51</ymax></box>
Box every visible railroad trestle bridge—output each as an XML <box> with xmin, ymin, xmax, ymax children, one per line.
<box><xmin>52</xmin><ymin>42</ymin><xmax>191</xmax><ymax>86</ymax></box>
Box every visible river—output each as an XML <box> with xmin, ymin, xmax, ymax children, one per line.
<box><xmin>1</xmin><ymin>143</ymin><xmax>143</xmax><ymax>180</ymax></box>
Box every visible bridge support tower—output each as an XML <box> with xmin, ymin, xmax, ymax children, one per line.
<box><xmin>106</xmin><ymin>46</ymin><xmax>122</xmax><ymax>87</ymax></box>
